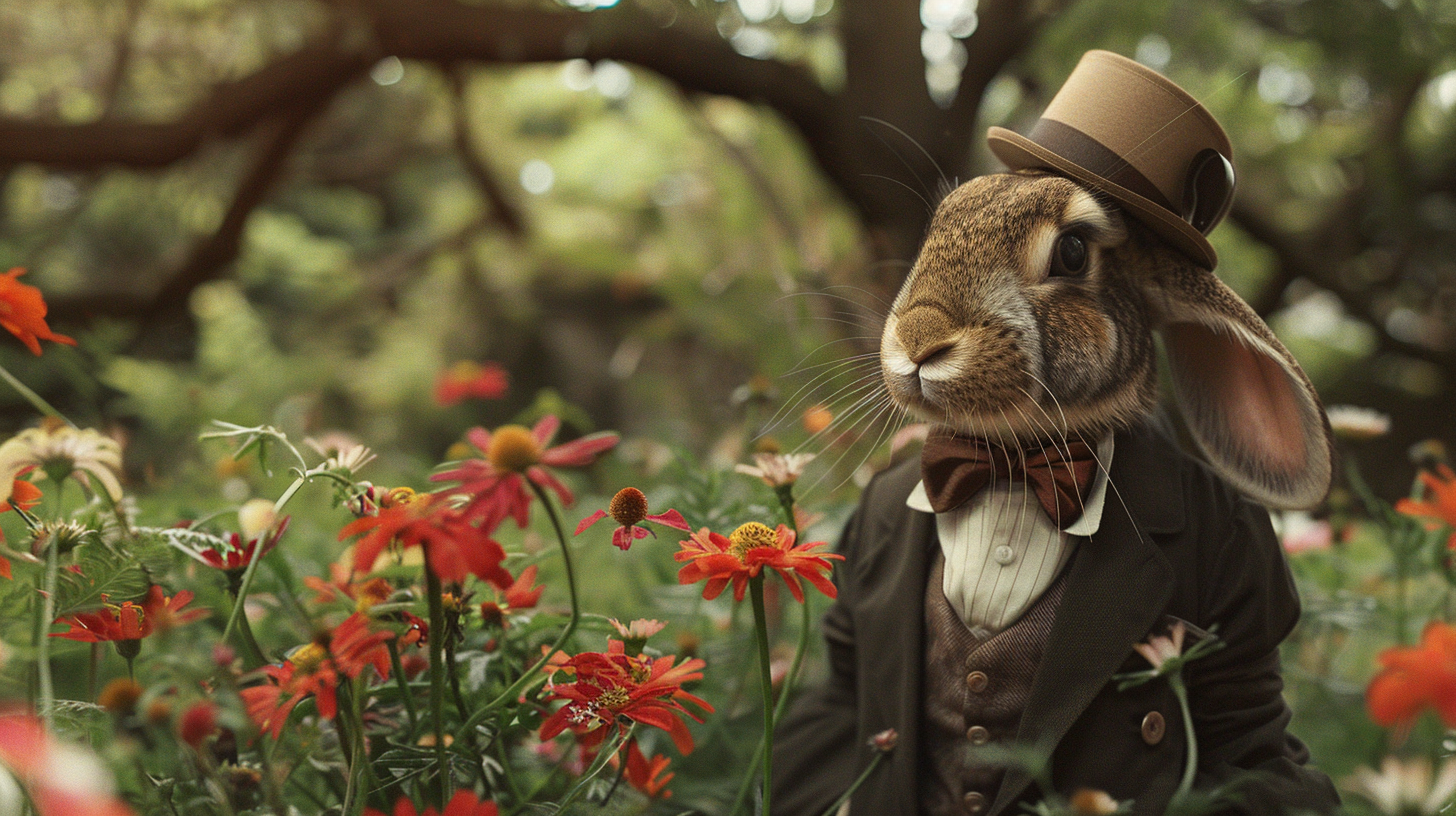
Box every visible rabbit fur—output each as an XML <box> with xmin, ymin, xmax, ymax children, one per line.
<box><xmin>879</xmin><ymin>170</ymin><xmax>1334</xmax><ymax>510</ymax></box>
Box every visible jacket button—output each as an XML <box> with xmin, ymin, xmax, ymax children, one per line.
<box><xmin>962</xmin><ymin>791</ymin><xmax>988</xmax><ymax>814</ymax></box>
<box><xmin>992</xmin><ymin>544</ymin><xmax>1016</xmax><ymax>565</ymax></box>
<box><xmin>965</xmin><ymin>725</ymin><xmax>990</xmax><ymax>745</ymax></box>
<box><xmin>1141</xmin><ymin>711</ymin><xmax>1165</xmax><ymax>745</ymax></box>
<box><xmin>966</xmin><ymin>671</ymin><xmax>989</xmax><ymax>693</ymax></box>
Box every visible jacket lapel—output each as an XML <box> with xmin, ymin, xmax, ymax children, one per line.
<box><xmin>991</xmin><ymin>423</ymin><xmax>1186</xmax><ymax>814</ymax></box>
<box><xmin>852</xmin><ymin>464</ymin><xmax>938</xmax><ymax>815</ymax></box>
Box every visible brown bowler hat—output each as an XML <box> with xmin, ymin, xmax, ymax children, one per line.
<box><xmin>987</xmin><ymin>50</ymin><xmax>1234</xmax><ymax>269</ymax></box>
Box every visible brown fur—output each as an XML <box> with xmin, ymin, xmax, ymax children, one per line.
<box><xmin>881</xmin><ymin>171</ymin><xmax>1334</xmax><ymax>509</ymax></box>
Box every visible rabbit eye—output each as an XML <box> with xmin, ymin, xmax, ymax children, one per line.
<box><xmin>1051</xmin><ymin>233</ymin><xmax>1088</xmax><ymax>277</ymax></box>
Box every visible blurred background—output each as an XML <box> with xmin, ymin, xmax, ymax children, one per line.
<box><xmin>3</xmin><ymin>0</ymin><xmax>1456</xmax><ymax>793</ymax></box>
<box><xmin>2</xmin><ymin>0</ymin><xmax>1454</xmax><ymax>496</ymax></box>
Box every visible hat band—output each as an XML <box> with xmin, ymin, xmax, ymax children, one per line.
<box><xmin>1027</xmin><ymin>118</ymin><xmax>1175</xmax><ymax>213</ymax></box>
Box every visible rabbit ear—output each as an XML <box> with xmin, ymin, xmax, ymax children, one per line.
<box><xmin>1148</xmin><ymin>265</ymin><xmax>1333</xmax><ymax>510</ymax></box>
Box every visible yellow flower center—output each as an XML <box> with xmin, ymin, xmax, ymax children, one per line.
<box><xmin>609</xmin><ymin>487</ymin><xmax>648</xmax><ymax>527</ymax></box>
<box><xmin>381</xmin><ymin>486</ymin><xmax>418</xmax><ymax>508</ymax></box>
<box><xmin>597</xmin><ymin>687</ymin><xmax>630</xmax><ymax>711</ymax></box>
<box><xmin>290</xmin><ymin>642</ymin><xmax>329</xmax><ymax>675</ymax></box>
<box><xmin>488</xmin><ymin>426</ymin><xmax>541</xmax><ymax>473</ymax></box>
<box><xmin>728</xmin><ymin>522</ymin><xmax>776</xmax><ymax>561</ymax></box>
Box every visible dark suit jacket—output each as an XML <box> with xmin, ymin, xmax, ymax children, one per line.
<box><xmin>771</xmin><ymin>420</ymin><xmax>1340</xmax><ymax>816</ymax></box>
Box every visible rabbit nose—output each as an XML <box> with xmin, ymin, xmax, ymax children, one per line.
<box><xmin>895</xmin><ymin>305</ymin><xmax>959</xmax><ymax>365</ymax></box>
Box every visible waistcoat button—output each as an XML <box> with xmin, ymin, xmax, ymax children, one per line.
<box><xmin>992</xmin><ymin>544</ymin><xmax>1016</xmax><ymax>565</ymax></box>
<box><xmin>966</xmin><ymin>670</ymin><xmax>989</xmax><ymax>693</ymax></box>
<box><xmin>963</xmin><ymin>791</ymin><xmax>988</xmax><ymax>814</ymax></box>
<box><xmin>1141</xmin><ymin>711</ymin><xmax>1166</xmax><ymax>745</ymax></box>
<box><xmin>965</xmin><ymin>725</ymin><xmax>990</xmax><ymax>745</ymax></box>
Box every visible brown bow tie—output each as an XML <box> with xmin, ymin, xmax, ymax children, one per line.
<box><xmin>920</xmin><ymin>432</ymin><xmax>1099</xmax><ymax>529</ymax></box>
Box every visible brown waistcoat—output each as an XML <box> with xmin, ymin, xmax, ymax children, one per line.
<box><xmin>921</xmin><ymin>553</ymin><xmax>1068</xmax><ymax>816</ymax></box>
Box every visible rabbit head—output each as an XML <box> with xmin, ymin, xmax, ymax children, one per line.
<box><xmin>880</xmin><ymin>170</ymin><xmax>1333</xmax><ymax>510</ymax></box>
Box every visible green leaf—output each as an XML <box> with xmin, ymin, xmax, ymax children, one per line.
<box><xmin>54</xmin><ymin>537</ymin><xmax>173</xmax><ymax>618</ymax></box>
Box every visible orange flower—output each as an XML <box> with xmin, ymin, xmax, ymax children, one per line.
<box><xmin>0</xmin><ymin>268</ymin><xmax>75</xmax><ymax>356</ymax></box>
<box><xmin>241</xmin><ymin>613</ymin><xmax>392</xmax><ymax>739</ymax></box>
<box><xmin>1367</xmin><ymin>621</ymin><xmax>1456</xmax><ymax>728</ymax></box>
<box><xmin>433</xmin><ymin>361</ymin><xmax>509</xmax><ymax>407</ymax></box>
<box><xmin>539</xmin><ymin>640</ymin><xmax>713</xmax><ymax>755</ymax></box>
<box><xmin>0</xmin><ymin>472</ymin><xmax>42</xmax><ymax>579</ymax></box>
<box><xmin>675</xmin><ymin>522</ymin><xmax>842</xmax><ymax>603</ymax></box>
<box><xmin>1396</xmin><ymin>464</ymin><xmax>1456</xmax><ymax>548</ymax></box>
<box><xmin>339</xmin><ymin>491</ymin><xmax>513</xmax><ymax>587</ymax></box>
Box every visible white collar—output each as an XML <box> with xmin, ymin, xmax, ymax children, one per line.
<box><xmin>905</xmin><ymin>431</ymin><xmax>1116</xmax><ymax>536</ymax></box>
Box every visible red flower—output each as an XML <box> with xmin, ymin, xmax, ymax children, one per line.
<box><xmin>675</xmin><ymin>522</ymin><xmax>842</xmax><ymax>603</ymax></box>
<box><xmin>1367</xmin><ymin>621</ymin><xmax>1456</xmax><ymax>728</ymax></box>
<box><xmin>364</xmin><ymin>791</ymin><xmax>499</xmax><ymax>816</ymax></box>
<box><xmin>0</xmin><ymin>268</ymin><xmax>76</xmax><ymax>356</ymax></box>
<box><xmin>339</xmin><ymin>491</ymin><xmax>513</xmax><ymax>587</ymax></box>
<box><xmin>197</xmin><ymin>517</ymin><xmax>290</xmax><ymax>572</ymax></box>
<box><xmin>1397</xmin><ymin>464</ymin><xmax>1456</xmax><ymax>548</ymax></box>
<box><xmin>431</xmin><ymin>416</ymin><xmax>618</xmax><ymax>532</ymax></box>
<box><xmin>503</xmin><ymin>564</ymin><xmax>544</xmax><ymax>609</ymax></box>
<box><xmin>539</xmin><ymin>640</ymin><xmax>713</xmax><ymax>755</ymax></box>
<box><xmin>575</xmin><ymin>487</ymin><xmax>690</xmax><ymax>552</ymax></box>
<box><xmin>0</xmin><ymin>472</ymin><xmax>41</xmax><ymax>578</ymax></box>
<box><xmin>433</xmin><ymin>361</ymin><xmax>509</xmax><ymax>407</ymax></box>
<box><xmin>621</xmin><ymin>739</ymin><xmax>674</xmax><ymax>798</ymax></box>
<box><xmin>241</xmin><ymin>613</ymin><xmax>393</xmax><ymax>739</ymax></box>
<box><xmin>178</xmin><ymin>701</ymin><xmax>218</xmax><ymax>748</ymax></box>
<box><xmin>51</xmin><ymin>585</ymin><xmax>206</xmax><ymax>643</ymax></box>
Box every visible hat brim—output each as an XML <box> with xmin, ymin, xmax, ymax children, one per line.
<box><xmin>987</xmin><ymin>126</ymin><xmax>1218</xmax><ymax>270</ymax></box>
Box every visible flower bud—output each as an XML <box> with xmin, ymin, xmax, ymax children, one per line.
<box><xmin>237</xmin><ymin>499</ymin><xmax>278</xmax><ymax>541</ymax></box>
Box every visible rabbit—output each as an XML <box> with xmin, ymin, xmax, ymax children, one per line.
<box><xmin>771</xmin><ymin>49</ymin><xmax>1341</xmax><ymax>816</ymax></box>
<box><xmin>878</xmin><ymin>169</ymin><xmax>1333</xmax><ymax>510</ymax></box>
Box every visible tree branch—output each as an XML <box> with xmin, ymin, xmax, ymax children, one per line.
<box><xmin>0</xmin><ymin>36</ymin><xmax>370</xmax><ymax>168</ymax></box>
<box><xmin>447</xmin><ymin>65</ymin><xmax>525</xmax><ymax>238</ymax></box>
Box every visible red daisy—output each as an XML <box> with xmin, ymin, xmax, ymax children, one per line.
<box><xmin>619</xmin><ymin>739</ymin><xmax>674</xmax><ymax>798</ymax></box>
<box><xmin>364</xmin><ymin>791</ymin><xmax>498</xmax><ymax>816</ymax></box>
<box><xmin>575</xmin><ymin>487</ymin><xmax>690</xmax><ymax>552</ymax></box>
<box><xmin>0</xmin><ymin>268</ymin><xmax>76</xmax><ymax>356</ymax></box>
<box><xmin>196</xmin><ymin>517</ymin><xmax>290</xmax><ymax>572</ymax></box>
<box><xmin>431</xmin><ymin>415</ymin><xmax>618</xmax><ymax>532</ymax></box>
<box><xmin>52</xmin><ymin>585</ymin><xmax>206</xmax><ymax>643</ymax></box>
<box><xmin>240</xmin><ymin>613</ymin><xmax>393</xmax><ymax>739</ymax></box>
<box><xmin>539</xmin><ymin>640</ymin><xmax>713</xmax><ymax>755</ymax></box>
<box><xmin>433</xmin><ymin>360</ymin><xmax>509</xmax><ymax>407</ymax></box>
<box><xmin>675</xmin><ymin>522</ymin><xmax>842</xmax><ymax>603</ymax></box>
<box><xmin>479</xmin><ymin>565</ymin><xmax>544</xmax><ymax>629</ymax></box>
<box><xmin>339</xmin><ymin>491</ymin><xmax>513</xmax><ymax>587</ymax></box>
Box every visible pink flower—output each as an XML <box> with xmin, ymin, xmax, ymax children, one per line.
<box><xmin>575</xmin><ymin>487</ymin><xmax>689</xmax><ymax>551</ymax></box>
<box><xmin>1133</xmin><ymin>620</ymin><xmax>1186</xmax><ymax>674</ymax></box>
<box><xmin>431</xmin><ymin>416</ymin><xmax>618</xmax><ymax>532</ymax></box>
<box><xmin>0</xmin><ymin>710</ymin><xmax>134</xmax><ymax>816</ymax></box>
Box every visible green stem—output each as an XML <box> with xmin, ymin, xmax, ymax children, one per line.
<box><xmin>340</xmin><ymin>677</ymin><xmax>369</xmax><ymax>816</ymax></box>
<box><xmin>818</xmin><ymin>752</ymin><xmax>886</xmax><ymax>816</ymax></box>
<box><xmin>386</xmin><ymin>641</ymin><xmax>418</xmax><ymax>730</ymax></box>
<box><xmin>1169</xmin><ymin>671</ymin><xmax>1197</xmax><ymax>806</ymax></box>
<box><xmin>731</xmin><ymin>598</ymin><xmax>813</xmax><ymax>816</ymax></box>
<box><xmin>546</xmin><ymin>725</ymin><xmax>634</xmax><ymax>816</ymax></box>
<box><xmin>231</xmin><ymin>589</ymin><xmax>268</xmax><ymax>668</ymax></box>
<box><xmin>36</xmin><ymin>536</ymin><xmax>58</xmax><ymax>726</ymax></box>
<box><xmin>0</xmin><ymin>361</ymin><xmax>72</xmax><ymax>426</ymax></box>
<box><xmin>424</xmin><ymin>556</ymin><xmax>450</xmax><ymax>809</ymax></box>
<box><xmin>459</xmin><ymin>480</ymin><xmax>581</xmax><ymax>738</ymax></box>
<box><xmin>221</xmin><ymin>473</ymin><xmax>311</xmax><ymax>645</ymax></box>
<box><xmin>749</xmin><ymin>574</ymin><xmax>774</xmax><ymax>816</ymax></box>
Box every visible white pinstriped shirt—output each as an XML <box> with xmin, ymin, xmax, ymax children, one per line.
<box><xmin>906</xmin><ymin>433</ymin><xmax>1114</xmax><ymax>637</ymax></box>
